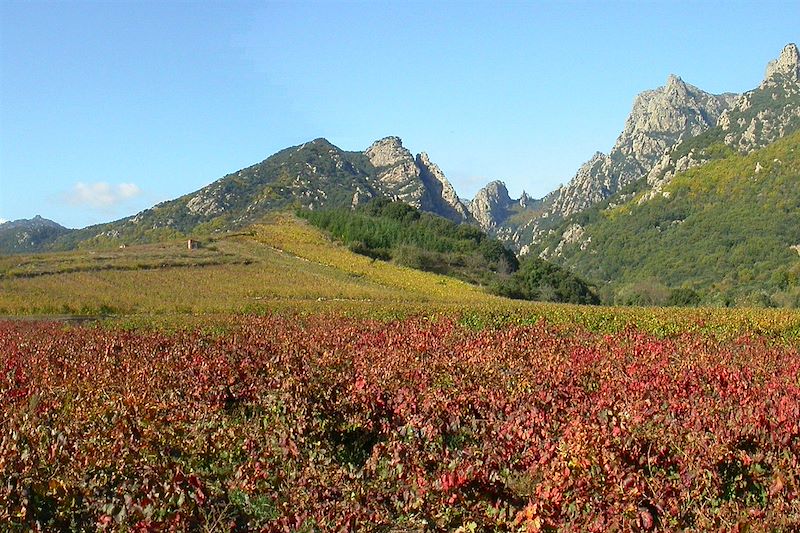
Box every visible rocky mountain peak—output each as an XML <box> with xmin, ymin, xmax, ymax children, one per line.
<box><xmin>365</xmin><ymin>136</ymin><xmax>413</xmax><ymax>168</ymax></box>
<box><xmin>0</xmin><ymin>215</ymin><xmax>72</xmax><ymax>253</ymax></box>
<box><xmin>624</xmin><ymin>76</ymin><xmax>732</xmax><ymax>145</ymax></box>
<box><xmin>479</xmin><ymin>180</ymin><xmax>511</xmax><ymax>201</ymax></box>
<box><xmin>416</xmin><ymin>152</ymin><xmax>472</xmax><ymax>223</ymax></box>
<box><xmin>469</xmin><ymin>181</ymin><xmax>513</xmax><ymax>231</ymax></box>
<box><xmin>765</xmin><ymin>43</ymin><xmax>799</xmax><ymax>82</ymax></box>
<box><xmin>666</xmin><ymin>73</ymin><xmax>683</xmax><ymax>85</ymax></box>
<box><xmin>364</xmin><ymin>136</ymin><xmax>422</xmax><ymax>207</ymax></box>
<box><xmin>544</xmin><ymin>75</ymin><xmax>735</xmax><ymax>220</ymax></box>
<box><xmin>361</xmin><ymin>137</ymin><xmax>472</xmax><ymax>223</ymax></box>
<box><xmin>665</xmin><ymin>74</ymin><xmax>688</xmax><ymax>95</ymax></box>
<box><xmin>1</xmin><ymin>215</ymin><xmax>66</xmax><ymax>230</ymax></box>
<box><xmin>712</xmin><ymin>43</ymin><xmax>800</xmax><ymax>154</ymax></box>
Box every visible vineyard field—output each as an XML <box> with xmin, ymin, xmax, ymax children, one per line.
<box><xmin>0</xmin><ymin>215</ymin><xmax>496</xmax><ymax>317</ymax></box>
<box><xmin>3</xmin><ymin>315</ymin><xmax>800</xmax><ymax>531</ymax></box>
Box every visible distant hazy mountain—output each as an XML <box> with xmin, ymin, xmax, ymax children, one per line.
<box><xmin>0</xmin><ymin>215</ymin><xmax>72</xmax><ymax>253</ymax></box>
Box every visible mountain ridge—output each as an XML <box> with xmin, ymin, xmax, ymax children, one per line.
<box><xmin>10</xmin><ymin>136</ymin><xmax>471</xmax><ymax>253</ymax></box>
<box><xmin>2</xmin><ymin>44</ymin><xmax>797</xmax><ymax>288</ymax></box>
<box><xmin>530</xmin><ymin>130</ymin><xmax>800</xmax><ymax>306</ymax></box>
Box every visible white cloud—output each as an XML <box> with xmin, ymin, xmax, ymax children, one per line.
<box><xmin>63</xmin><ymin>182</ymin><xmax>143</xmax><ymax>209</ymax></box>
<box><xmin>0</xmin><ymin>218</ymin><xmax>7</xmax><ymax>224</ymax></box>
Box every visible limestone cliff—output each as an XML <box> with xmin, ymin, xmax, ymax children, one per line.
<box><xmin>365</xmin><ymin>136</ymin><xmax>472</xmax><ymax>223</ymax></box>
<box><xmin>548</xmin><ymin>74</ymin><xmax>736</xmax><ymax>218</ymax></box>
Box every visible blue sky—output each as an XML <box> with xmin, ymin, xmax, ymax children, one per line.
<box><xmin>0</xmin><ymin>1</ymin><xmax>797</xmax><ymax>228</ymax></box>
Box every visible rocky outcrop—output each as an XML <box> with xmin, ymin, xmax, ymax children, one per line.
<box><xmin>365</xmin><ymin>136</ymin><xmax>472</xmax><ymax>223</ymax></box>
<box><xmin>364</xmin><ymin>136</ymin><xmax>411</xmax><ymax>168</ymax></box>
<box><xmin>549</xmin><ymin>74</ymin><xmax>736</xmax><ymax>218</ymax></box>
<box><xmin>186</xmin><ymin>190</ymin><xmax>225</xmax><ymax>216</ymax></box>
<box><xmin>469</xmin><ymin>181</ymin><xmax>514</xmax><ymax>232</ymax></box>
<box><xmin>765</xmin><ymin>43</ymin><xmax>800</xmax><ymax>82</ymax></box>
<box><xmin>416</xmin><ymin>152</ymin><xmax>473</xmax><ymax>223</ymax></box>
<box><xmin>645</xmin><ymin>43</ymin><xmax>800</xmax><ymax>198</ymax></box>
<box><xmin>539</xmin><ymin>223</ymin><xmax>591</xmax><ymax>260</ymax></box>
<box><xmin>365</xmin><ymin>137</ymin><xmax>425</xmax><ymax>207</ymax></box>
<box><xmin>548</xmin><ymin>152</ymin><xmax>613</xmax><ymax>218</ymax></box>
<box><xmin>466</xmin><ymin>181</ymin><xmax>544</xmax><ymax>250</ymax></box>
<box><xmin>718</xmin><ymin>43</ymin><xmax>800</xmax><ymax>153</ymax></box>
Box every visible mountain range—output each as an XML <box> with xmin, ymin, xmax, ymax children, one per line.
<box><xmin>2</xmin><ymin>43</ymin><xmax>798</xmax><ymax>305</ymax></box>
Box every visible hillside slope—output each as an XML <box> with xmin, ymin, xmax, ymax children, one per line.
<box><xmin>300</xmin><ymin>199</ymin><xmax>598</xmax><ymax>304</ymax></box>
<box><xmin>0</xmin><ymin>214</ymin><xmax>499</xmax><ymax>316</ymax></box>
<box><xmin>532</xmin><ymin>131</ymin><xmax>800</xmax><ymax>306</ymax></box>
<box><xmin>21</xmin><ymin>137</ymin><xmax>472</xmax><ymax>253</ymax></box>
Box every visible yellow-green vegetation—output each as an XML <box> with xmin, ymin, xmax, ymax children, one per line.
<box><xmin>251</xmin><ymin>213</ymin><xmax>492</xmax><ymax>303</ymax></box>
<box><xmin>300</xmin><ymin>199</ymin><xmax>598</xmax><ymax>304</ymax></box>
<box><xmin>2</xmin><ymin>213</ymin><xmax>799</xmax><ymax>340</ymax></box>
<box><xmin>0</xmin><ymin>241</ymin><xmax>248</xmax><ymax>278</ymax></box>
<box><xmin>0</xmin><ymin>214</ymin><xmax>498</xmax><ymax>317</ymax></box>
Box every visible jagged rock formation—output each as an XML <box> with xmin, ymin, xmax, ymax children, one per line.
<box><xmin>474</xmin><ymin>43</ymin><xmax>797</xmax><ymax>255</ymax></box>
<box><xmin>765</xmin><ymin>43</ymin><xmax>800</xmax><ymax>82</ymax></box>
<box><xmin>416</xmin><ymin>152</ymin><xmax>472</xmax><ymax>223</ymax></box>
<box><xmin>467</xmin><ymin>75</ymin><xmax>737</xmax><ymax>251</ymax></box>
<box><xmin>364</xmin><ymin>137</ymin><xmax>472</xmax><ymax>223</ymax></box>
<box><xmin>469</xmin><ymin>181</ymin><xmax>514</xmax><ymax>232</ymax></box>
<box><xmin>548</xmin><ymin>74</ymin><xmax>736</xmax><ymax>219</ymax></box>
<box><xmin>644</xmin><ymin>43</ymin><xmax>800</xmax><ymax>199</ymax></box>
<box><xmin>467</xmin><ymin>181</ymin><xmax>545</xmax><ymax>252</ymax></box>
<box><xmin>721</xmin><ymin>43</ymin><xmax>800</xmax><ymax>152</ymax></box>
<box><xmin>365</xmin><ymin>137</ymin><xmax>425</xmax><ymax>206</ymax></box>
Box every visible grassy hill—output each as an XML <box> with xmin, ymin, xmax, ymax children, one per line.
<box><xmin>533</xmin><ymin>131</ymin><xmax>800</xmax><ymax>307</ymax></box>
<box><xmin>0</xmin><ymin>214</ymin><xmax>503</xmax><ymax>317</ymax></box>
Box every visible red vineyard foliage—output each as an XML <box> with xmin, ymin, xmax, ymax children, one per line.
<box><xmin>1</xmin><ymin>316</ymin><xmax>799</xmax><ymax>531</ymax></box>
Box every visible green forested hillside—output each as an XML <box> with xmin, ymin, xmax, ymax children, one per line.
<box><xmin>533</xmin><ymin>131</ymin><xmax>800</xmax><ymax>307</ymax></box>
<box><xmin>301</xmin><ymin>199</ymin><xmax>599</xmax><ymax>304</ymax></box>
